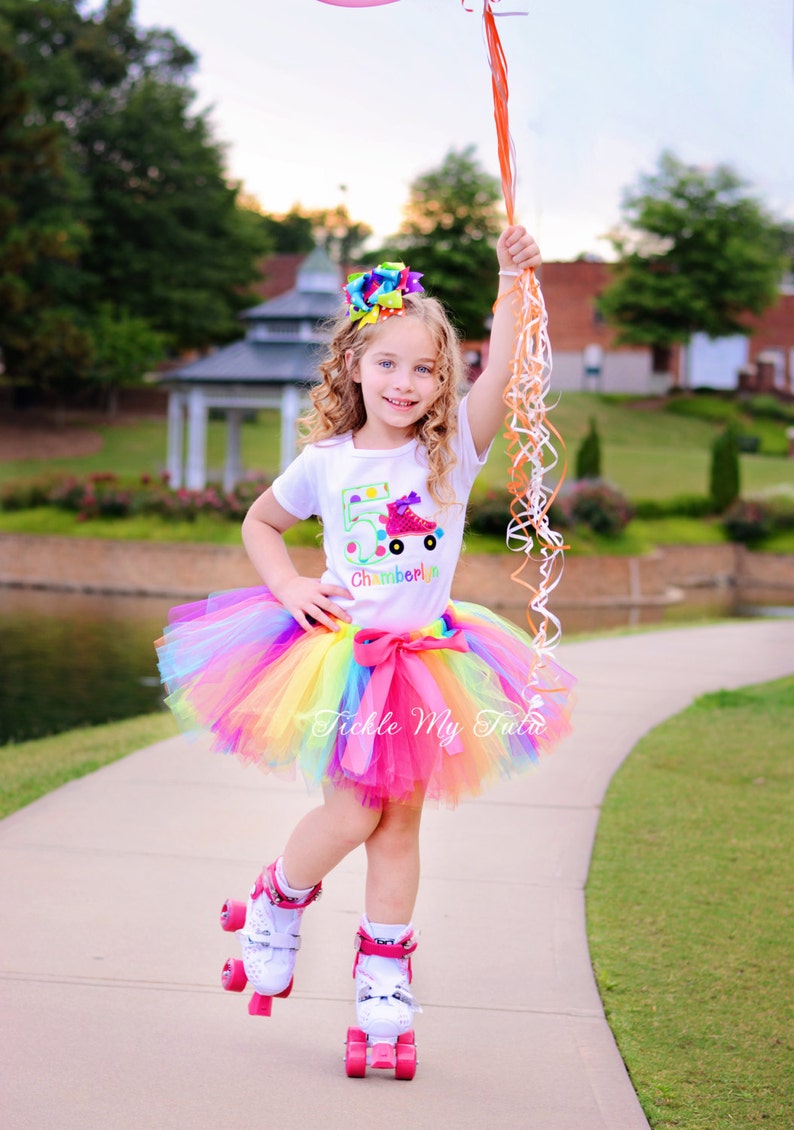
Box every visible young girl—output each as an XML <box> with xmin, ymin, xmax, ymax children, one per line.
<box><xmin>156</xmin><ymin>225</ymin><xmax>574</xmax><ymax>1061</ymax></box>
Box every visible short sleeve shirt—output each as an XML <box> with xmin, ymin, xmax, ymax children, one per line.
<box><xmin>272</xmin><ymin>394</ymin><xmax>488</xmax><ymax>633</ymax></box>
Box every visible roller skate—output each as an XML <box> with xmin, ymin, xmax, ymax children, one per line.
<box><xmin>219</xmin><ymin>858</ymin><xmax>321</xmax><ymax>1017</ymax></box>
<box><xmin>344</xmin><ymin>917</ymin><xmax>420</xmax><ymax>1080</ymax></box>
<box><xmin>384</xmin><ymin>492</ymin><xmax>439</xmax><ymax>555</ymax></box>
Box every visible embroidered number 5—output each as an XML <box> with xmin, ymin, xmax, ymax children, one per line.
<box><xmin>342</xmin><ymin>483</ymin><xmax>390</xmax><ymax>565</ymax></box>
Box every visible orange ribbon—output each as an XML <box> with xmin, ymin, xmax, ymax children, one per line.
<box><xmin>464</xmin><ymin>0</ymin><xmax>568</xmax><ymax>673</ymax></box>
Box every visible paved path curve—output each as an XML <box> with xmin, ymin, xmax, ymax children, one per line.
<box><xmin>1</xmin><ymin>620</ymin><xmax>792</xmax><ymax>1129</ymax></box>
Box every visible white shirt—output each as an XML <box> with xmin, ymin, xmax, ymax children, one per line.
<box><xmin>272</xmin><ymin>394</ymin><xmax>488</xmax><ymax>633</ymax></box>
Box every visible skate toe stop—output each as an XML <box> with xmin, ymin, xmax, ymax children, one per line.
<box><xmin>370</xmin><ymin>1042</ymin><xmax>397</xmax><ymax>1070</ymax></box>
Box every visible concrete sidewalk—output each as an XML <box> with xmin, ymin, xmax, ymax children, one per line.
<box><xmin>2</xmin><ymin>620</ymin><xmax>792</xmax><ymax>1129</ymax></box>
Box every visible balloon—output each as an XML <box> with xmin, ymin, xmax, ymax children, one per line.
<box><xmin>316</xmin><ymin>1</ymin><xmax>400</xmax><ymax>7</ymax></box>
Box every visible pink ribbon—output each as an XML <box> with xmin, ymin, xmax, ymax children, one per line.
<box><xmin>341</xmin><ymin>627</ymin><xmax>470</xmax><ymax>775</ymax></box>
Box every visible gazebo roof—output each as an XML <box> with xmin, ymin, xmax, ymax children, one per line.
<box><xmin>162</xmin><ymin>244</ymin><xmax>344</xmax><ymax>386</ymax></box>
<box><xmin>240</xmin><ymin>289</ymin><xmax>342</xmax><ymax>322</ymax></box>
<box><xmin>242</xmin><ymin>245</ymin><xmax>342</xmax><ymax>321</ymax></box>
<box><xmin>164</xmin><ymin>340</ymin><xmax>325</xmax><ymax>386</ymax></box>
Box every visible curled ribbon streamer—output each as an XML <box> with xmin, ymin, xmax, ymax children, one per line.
<box><xmin>343</xmin><ymin>628</ymin><xmax>470</xmax><ymax>775</ymax></box>
<box><xmin>465</xmin><ymin>0</ymin><xmax>568</xmax><ymax>686</ymax></box>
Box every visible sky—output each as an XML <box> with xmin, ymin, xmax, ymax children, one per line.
<box><xmin>131</xmin><ymin>0</ymin><xmax>794</xmax><ymax>261</ymax></box>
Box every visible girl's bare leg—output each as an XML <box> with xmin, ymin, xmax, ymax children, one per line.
<box><xmin>281</xmin><ymin>784</ymin><xmax>383</xmax><ymax>890</ymax></box>
<box><xmin>364</xmin><ymin>797</ymin><xmax>424</xmax><ymax>923</ymax></box>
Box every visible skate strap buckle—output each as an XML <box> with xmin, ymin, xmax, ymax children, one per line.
<box><xmin>241</xmin><ymin>930</ymin><xmax>301</xmax><ymax>951</ymax></box>
<box><xmin>262</xmin><ymin>863</ymin><xmax>323</xmax><ymax>909</ymax></box>
<box><xmin>354</xmin><ymin>931</ymin><xmax>417</xmax><ymax>959</ymax></box>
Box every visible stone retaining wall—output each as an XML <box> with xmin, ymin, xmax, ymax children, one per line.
<box><xmin>1</xmin><ymin>533</ymin><xmax>792</xmax><ymax>608</ymax></box>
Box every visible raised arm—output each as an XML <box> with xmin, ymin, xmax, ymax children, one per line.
<box><xmin>242</xmin><ymin>488</ymin><xmax>351</xmax><ymax>632</ymax></box>
<box><xmin>466</xmin><ymin>225</ymin><xmax>542</xmax><ymax>457</ymax></box>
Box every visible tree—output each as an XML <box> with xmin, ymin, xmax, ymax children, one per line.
<box><xmin>376</xmin><ymin>147</ymin><xmax>504</xmax><ymax>339</ymax></box>
<box><xmin>575</xmin><ymin>417</ymin><xmax>602</xmax><ymax>480</ymax></box>
<box><xmin>0</xmin><ymin>0</ymin><xmax>272</xmax><ymax>396</ymax></box>
<box><xmin>709</xmin><ymin>426</ymin><xmax>740</xmax><ymax>513</ymax></box>
<box><xmin>84</xmin><ymin>303</ymin><xmax>166</xmax><ymax>413</ymax></box>
<box><xmin>0</xmin><ymin>39</ymin><xmax>91</xmax><ymax>400</ymax></box>
<box><xmin>261</xmin><ymin>207</ymin><xmax>317</xmax><ymax>255</ymax></box>
<box><xmin>599</xmin><ymin>152</ymin><xmax>788</xmax><ymax>367</ymax></box>
<box><xmin>78</xmin><ymin>76</ymin><xmax>270</xmax><ymax>349</ymax></box>
<box><xmin>260</xmin><ymin>203</ymin><xmax>372</xmax><ymax>265</ymax></box>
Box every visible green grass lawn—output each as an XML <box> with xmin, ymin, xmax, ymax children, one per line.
<box><xmin>0</xmin><ymin>412</ymin><xmax>283</xmax><ymax>485</ymax></box>
<box><xmin>4</xmin><ymin>395</ymin><xmax>794</xmax><ymax>501</ymax></box>
<box><xmin>586</xmin><ymin>675</ymin><xmax>794</xmax><ymax>1129</ymax></box>
<box><xmin>0</xmin><ymin>712</ymin><xmax>176</xmax><ymax>820</ymax></box>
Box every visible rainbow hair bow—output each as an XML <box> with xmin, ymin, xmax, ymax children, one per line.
<box><xmin>344</xmin><ymin>262</ymin><xmax>424</xmax><ymax>327</ymax></box>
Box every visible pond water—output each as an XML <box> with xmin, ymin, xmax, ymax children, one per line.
<box><xmin>1</xmin><ymin>585</ymin><xmax>791</xmax><ymax>746</ymax></box>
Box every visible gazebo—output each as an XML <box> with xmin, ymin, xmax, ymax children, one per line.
<box><xmin>160</xmin><ymin>247</ymin><xmax>342</xmax><ymax>490</ymax></box>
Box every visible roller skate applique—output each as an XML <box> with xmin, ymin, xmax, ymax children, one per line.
<box><xmin>219</xmin><ymin>858</ymin><xmax>321</xmax><ymax>1017</ymax></box>
<box><xmin>383</xmin><ymin>491</ymin><xmax>441</xmax><ymax>557</ymax></box>
<box><xmin>345</xmin><ymin>918</ymin><xmax>420</xmax><ymax>1080</ymax></box>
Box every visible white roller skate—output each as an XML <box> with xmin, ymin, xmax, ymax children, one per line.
<box><xmin>219</xmin><ymin>858</ymin><xmax>321</xmax><ymax>1017</ymax></box>
<box><xmin>345</xmin><ymin>917</ymin><xmax>420</xmax><ymax>1080</ymax></box>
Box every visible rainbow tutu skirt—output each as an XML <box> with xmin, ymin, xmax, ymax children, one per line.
<box><xmin>155</xmin><ymin>587</ymin><xmax>575</xmax><ymax>807</ymax></box>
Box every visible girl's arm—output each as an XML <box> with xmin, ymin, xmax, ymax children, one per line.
<box><xmin>466</xmin><ymin>225</ymin><xmax>542</xmax><ymax>457</ymax></box>
<box><xmin>242</xmin><ymin>488</ymin><xmax>352</xmax><ymax>632</ymax></box>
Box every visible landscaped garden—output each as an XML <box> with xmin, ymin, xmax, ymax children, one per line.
<box><xmin>2</xmin><ymin>391</ymin><xmax>794</xmax><ymax>554</ymax></box>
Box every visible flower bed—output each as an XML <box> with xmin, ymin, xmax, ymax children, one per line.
<box><xmin>0</xmin><ymin>471</ymin><xmax>271</xmax><ymax>523</ymax></box>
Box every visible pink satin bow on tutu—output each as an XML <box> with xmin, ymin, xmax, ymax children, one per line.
<box><xmin>342</xmin><ymin>627</ymin><xmax>470</xmax><ymax>775</ymax></box>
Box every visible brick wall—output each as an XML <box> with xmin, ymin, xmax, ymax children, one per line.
<box><xmin>9</xmin><ymin>534</ymin><xmax>790</xmax><ymax>608</ymax></box>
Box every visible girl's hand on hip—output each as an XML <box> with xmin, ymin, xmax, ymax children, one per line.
<box><xmin>277</xmin><ymin>576</ymin><xmax>353</xmax><ymax>632</ymax></box>
<box><xmin>497</xmin><ymin>226</ymin><xmax>541</xmax><ymax>273</ymax></box>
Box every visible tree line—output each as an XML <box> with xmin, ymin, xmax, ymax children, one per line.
<box><xmin>1</xmin><ymin>0</ymin><xmax>790</xmax><ymax>408</ymax></box>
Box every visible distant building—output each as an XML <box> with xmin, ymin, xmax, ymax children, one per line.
<box><xmin>534</xmin><ymin>260</ymin><xmax>794</xmax><ymax>396</ymax></box>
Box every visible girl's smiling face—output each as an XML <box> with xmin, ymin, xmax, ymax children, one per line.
<box><xmin>347</xmin><ymin>316</ymin><xmax>439</xmax><ymax>448</ymax></box>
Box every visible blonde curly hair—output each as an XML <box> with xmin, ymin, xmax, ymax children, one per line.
<box><xmin>300</xmin><ymin>293</ymin><xmax>467</xmax><ymax>508</ymax></box>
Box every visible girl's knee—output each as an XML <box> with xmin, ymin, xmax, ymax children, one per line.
<box><xmin>325</xmin><ymin>789</ymin><xmax>382</xmax><ymax>847</ymax></box>
<box><xmin>370</xmin><ymin>802</ymin><xmax>422</xmax><ymax>847</ymax></box>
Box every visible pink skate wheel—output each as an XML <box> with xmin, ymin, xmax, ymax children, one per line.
<box><xmin>221</xmin><ymin>958</ymin><xmax>247</xmax><ymax>993</ymax></box>
<box><xmin>395</xmin><ymin>1038</ymin><xmax>417</xmax><ymax>1080</ymax></box>
<box><xmin>219</xmin><ymin>898</ymin><xmax>246</xmax><ymax>932</ymax></box>
<box><xmin>275</xmin><ymin>978</ymin><xmax>294</xmax><ymax>1000</ymax></box>
<box><xmin>344</xmin><ymin>1028</ymin><xmax>367</xmax><ymax>1078</ymax></box>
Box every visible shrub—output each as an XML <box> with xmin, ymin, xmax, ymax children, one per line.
<box><xmin>633</xmin><ymin>494</ymin><xmax>712</xmax><ymax>520</ymax></box>
<box><xmin>709</xmin><ymin>427</ymin><xmax>740</xmax><ymax>513</ymax></box>
<box><xmin>759</xmin><ymin>489</ymin><xmax>794</xmax><ymax>532</ymax></box>
<box><xmin>559</xmin><ymin>481</ymin><xmax>633</xmax><ymax>537</ymax></box>
<box><xmin>722</xmin><ymin>499</ymin><xmax>773</xmax><ymax>544</ymax></box>
<box><xmin>744</xmin><ymin>394</ymin><xmax>794</xmax><ymax>423</ymax></box>
<box><xmin>0</xmin><ymin>475</ymin><xmax>62</xmax><ymax>511</ymax></box>
<box><xmin>467</xmin><ymin>490</ymin><xmax>566</xmax><ymax>538</ymax></box>
<box><xmin>0</xmin><ymin>472</ymin><xmax>271</xmax><ymax>524</ymax></box>
<box><xmin>575</xmin><ymin>416</ymin><xmax>601</xmax><ymax>480</ymax></box>
<box><xmin>466</xmin><ymin>490</ymin><xmax>512</xmax><ymax>535</ymax></box>
<box><xmin>665</xmin><ymin>393</ymin><xmax>742</xmax><ymax>426</ymax></box>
